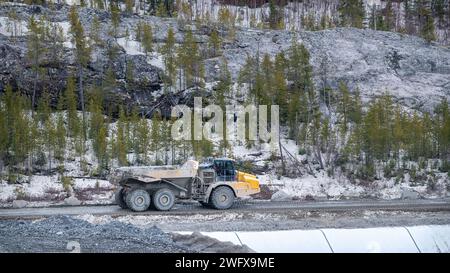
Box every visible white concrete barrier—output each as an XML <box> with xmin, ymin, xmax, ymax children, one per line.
<box><xmin>176</xmin><ymin>225</ymin><xmax>450</xmax><ymax>253</ymax></box>
<box><xmin>406</xmin><ymin>225</ymin><xmax>450</xmax><ymax>253</ymax></box>
<box><xmin>321</xmin><ymin>227</ymin><xmax>419</xmax><ymax>253</ymax></box>
<box><xmin>235</xmin><ymin>230</ymin><xmax>332</xmax><ymax>253</ymax></box>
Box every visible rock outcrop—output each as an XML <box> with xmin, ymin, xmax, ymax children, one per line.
<box><xmin>0</xmin><ymin>3</ymin><xmax>449</xmax><ymax>114</ymax></box>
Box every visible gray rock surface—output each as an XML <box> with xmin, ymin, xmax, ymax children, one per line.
<box><xmin>271</xmin><ymin>189</ymin><xmax>293</xmax><ymax>201</ymax></box>
<box><xmin>0</xmin><ymin>215</ymin><xmax>190</xmax><ymax>252</ymax></box>
<box><xmin>0</xmin><ymin>215</ymin><xmax>249</xmax><ymax>253</ymax></box>
<box><xmin>12</xmin><ymin>200</ymin><xmax>28</xmax><ymax>208</ymax></box>
<box><xmin>64</xmin><ymin>196</ymin><xmax>81</xmax><ymax>206</ymax></box>
<box><xmin>0</xmin><ymin>3</ymin><xmax>449</xmax><ymax>113</ymax></box>
<box><xmin>401</xmin><ymin>188</ymin><xmax>420</xmax><ymax>200</ymax></box>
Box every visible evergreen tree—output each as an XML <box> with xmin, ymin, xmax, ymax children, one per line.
<box><xmin>27</xmin><ymin>15</ymin><xmax>47</xmax><ymax>110</ymax></box>
<box><xmin>337</xmin><ymin>81</ymin><xmax>352</xmax><ymax>134</ymax></box>
<box><xmin>125</xmin><ymin>0</ymin><xmax>134</xmax><ymax>15</ymax></box>
<box><xmin>110</xmin><ymin>2</ymin><xmax>121</xmax><ymax>38</ymax></box>
<box><xmin>419</xmin><ymin>5</ymin><xmax>436</xmax><ymax>42</ymax></box>
<box><xmin>142</xmin><ymin>23</ymin><xmax>153</xmax><ymax>56</ymax></box>
<box><xmin>64</xmin><ymin>76</ymin><xmax>81</xmax><ymax>139</ymax></box>
<box><xmin>113</xmin><ymin>107</ymin><xmax>128</xmax><ymax>166</ymax></box>
<box><xmin>54</xmin><ymin>112</ymin><xmax>66</xmax><ymax>163</ymax></box>
<box><xmin>150</xmin><ymin>113</ymin><xmax>161</xmax><ymax>164</ymax></box>
<box><xmin>161</xmin><ymin>27</ymin><xmax>177</xmax><ymax>90</ymax></box>
<box><xmin>69</xmin><ymin>6</ymin><xmax>91</xmax><ymax>139</ymax></box>
<box><xmin>126</xmin><ymin>60</ymin><xmax>135</xmax><ymax>90</ymax></box>
<box><xmin>434</xmin><ymin>99</ymin><xmax>450</xmax><ymax>161</ymax></box>
<box><xmin>90</xmin><ymin>15</ymin><xmax>102</xmax><ymax>46</ymax></box>
<box><xmin>46</xmin><ymin>21</ymin><xmax>65</xmax><ymax>66</ymax></box>
<box><xmin>268</xmin><ymin>0</ymin><xmax>283</xmax><ymax>29</ymax></box>
<box><xmin>208</xmin><ymin>29</ymin><xmax>221</xmax><ymax>57</ymax></box>
<box><xmin>273</xmin><ymin>52</ymin><xmax>288</xmax><ymax>122</ymax></box>
<box><xmin>177</xmin><ymin>28</ymin><xmax>204</xmax><ymax>88</ymax></box>
<box><xmin>338</xmin><ymin>0</ymin><xmax>365</xmax><ymax>28</ymax></box>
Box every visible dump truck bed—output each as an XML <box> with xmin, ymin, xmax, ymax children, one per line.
<box><xmin>110</xmin><ymin>160</ymin><xmax>199</xmax><ymax>184</ymax></box>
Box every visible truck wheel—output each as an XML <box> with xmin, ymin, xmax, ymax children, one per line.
<box><xmin>114</xmin><ymin>187</ymin><xmax>127</xmax><ymax>209</ymax></box>
<box><xmin>152</xmin><ymin>188</ymin><xmax>175</xmax><ymax>211</ymax></box>
<box><xmin>210</xmin><ymin>186</ymin><xmax>235</xmax><ymax>210</ymax></box>
<box><xmin>125</xmin><ymin>189</ymin><xmax>151</xmax><ymax>212</ymax></box>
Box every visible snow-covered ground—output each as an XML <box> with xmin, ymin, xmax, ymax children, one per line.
<box><xmin>0</xmin><ymin>176</ymin><xmax>115</xmax><ymax>207</ymax></box>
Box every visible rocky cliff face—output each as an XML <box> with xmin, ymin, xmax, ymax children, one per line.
<box><xmin>218</xmin><ymin>27</ymin><xmax>450</xmax><ymax>110</ymax></box>
<box><xmin>0</xmin><ymin>3</ymin><xmax>449</xmax><ymax>114</ymax></box>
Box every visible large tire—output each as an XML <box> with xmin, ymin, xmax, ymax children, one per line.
<box><xmin>125</xmin><ymin>189</ymin><xmax>151</xmax><ymax>212</ymax></box>
<box><xmin>152</xmin><ymin>188</ymin><xmax>175</xmax><ymax>211</ymax></box>
<box><xmin>114</xmin><ymin>187</ymin><xmax>127</xmax><ymax>209</ymax></box>
<box><xmin>210</xmin><ymin>186</ymin><xmax>235</xmax><ymax>210</ymax></box>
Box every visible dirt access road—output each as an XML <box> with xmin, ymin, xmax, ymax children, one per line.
<box><xmin>1</xmin><ymin>199</ymin><xmax>450</xmax><ymax>232</ymax></box>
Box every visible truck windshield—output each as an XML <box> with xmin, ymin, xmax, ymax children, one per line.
<box><xmin>214</xmin><ymin>160</ymin><xmax>236</xmax><ymax>182</ymax></box>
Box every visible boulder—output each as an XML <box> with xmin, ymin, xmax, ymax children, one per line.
<box><xmin>12</xmin><ymin>200</ymin><xmax>28</xmax><ymax>208</ymax></box>
<box><xmin>401</xmin><ymin>188</ymin><xmax>420</xmax><ymax>199</ymax></box>
<box><xmin>270</xmin><ymin>190</ymin><xmax>293</xmax><ymax>201</ymax></box>
<box><xmin>64</xmin><ymin>196</ymin><xmax>81</xmax><ymax>206</ymax></box>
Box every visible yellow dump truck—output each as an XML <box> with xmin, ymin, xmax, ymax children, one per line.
<box><xmin>109</xmin><ymin>158</ymin><xmax>260</xmax><ymax>212</ymax></box>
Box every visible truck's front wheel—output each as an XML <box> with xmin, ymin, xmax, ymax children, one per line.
<box><xmin>210</xmin><ymin>186</ymin><xmax>235</xmax><ymax>210</ymax></box>
<box><xmin>152</xmin><ymin>188</ymin><xmax>175</xmax><ymax>211</ymax></box>
<box><xmin>125</xmin><ymin>189</ymin><xmax>151</xmax><ymax>212</ymax></box>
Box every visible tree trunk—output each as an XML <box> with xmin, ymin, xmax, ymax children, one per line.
<box><xmin>79</xmin><ymin>65</ymin><xmax>86</xmax><ymax>140</ymax></box>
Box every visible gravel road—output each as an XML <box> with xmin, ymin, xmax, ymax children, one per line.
<box><xmin>1</xmin><ymin>199</ymin><xmax>449</xmax><ymax>219</ymax></box>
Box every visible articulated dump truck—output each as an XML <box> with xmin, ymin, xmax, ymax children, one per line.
<box><xmin>109</xmin><ymin>158</ymin><xmax>260</xmax><ymax>212</ymax></box>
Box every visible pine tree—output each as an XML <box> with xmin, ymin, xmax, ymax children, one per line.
<box><xmin>27</xmin><ymin>15</ymin><xmax>47</xmax><ymax>110</ymax></box>
<box><xmin>434</xmin><ymin>99</ymin><xmax>450</xmax><ymax>162</ymax></box>
<box><xmin>36</xmin><ymin>89</ymin><xmax>51</xmax><ymax>124</ymax></box>
<box><xmin>113</xmin><ymin>107</ymin><xmax>128</xmax><ymax>166</ymax></box>
<box><xmin>337</xmin><ymin>81</ymin><xmax>352</xmax><ymax>134</ymax></box>
<box><xmin>46</xmin><ymin>21</ymin><xmax>65</xmax><ymax>66</ymax></box>
<box><xmin>268</xmin><ymin>0</ymin><xmax>283</xmax><ymax>29</ymax></box>
<box><xmin>216</xmin><ymin>59</ymin><xmax>231</xmax><ymax>154</ymax></box>
<box><xmin>142</xmin><ymin>23</ymin><xmax>153</xmax><ymax>56</ymax></box>
<box><xmin>54</xmin><ymin>111</ymin><xmax>66</xmax><ymax>163</ymax></box>
<box><xmin>338</xmin><ymin>0</ymin><xmax>365</xmax><ymax>28</ymax></box>
<box><xmin>125</xmin><ymin>0</ymin><xmax>134</xmax><ymax>15</ymax></box>
<box><xmin>3</xmin><ymin>85</ymin><xmax>32</xmax><ymax>168</ymax></box>
<box><xmin>273</xmin><ymin>52</ymin><xmax>288</xmax><ymax>122</ymax></box>
<box><xmin>135</xmin><ymin>117</ymin><xmax>150</xmax><ymax>164</ymax></box>
<box><xmin>90</xmin><ymin>15</ymin><xmax>102</xmax><ymax>46</ymax></box>
<box><xmin>69</xmin><ymin>6</ymin><xmax>91</xmax><ymax>139</ymax></box>
<box><xmin>161</xmin><ymin>27</ymin><xmax>177</xmax><ymax>90</ymax></box>
<box><xmin>156</xmin><ymin>1</ymin><xmax>168</xmax><ymax>17</ymax></box>
<box><xmin>88</xmin><ymin>86</ymin><xmax>104</xmax><ymax>142</ymax></box>
<box><xmin>208</xmin><ymin>29</ymin><xmax>221</xmax><ymax>57</ymax></box>
<box><xmin>218</xmin><ymin>6</ymin><xmax>234</xmax><ymax>28</ymax></box>
<box><xmin>110</xmin><ymin>2</ymin><xmax>121</xmax><ymax>38</ymax></box>
<box><xmin>150</xmin><ymin>113</ymin><xmax>161</xmax><ymax>164</ymax></box>
<box><xmin>64</xmin><ymin>76</ymin><xmax>81</xmax><ymax>139</ymax></box>
<box><xmin>420</xmin><ymin>5</ymin><xmax>436</xmax><ymax>42</ymax></box>
<box><xmin>177</xmin><ymin>27</ymin><xmax>203</xmax><ymax>88</ymax></box>
<box><xmin>126</xmin><ymin>60</ymin><xmax>134</xmax><ymax>90</ymax></box>
<box><xmin>94</xmin><ymin>0</ymin><xmax>105</xmax><ymax>10</ymax></box>
<box><xmin>260</xmin><ymin>53</ymin><xmax>273</xmax><ymax>105</ymax></box>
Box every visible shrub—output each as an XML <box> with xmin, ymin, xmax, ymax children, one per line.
<box><xmin>61</xmin><ymin>176</ymin><xmax>74</xmax><ymax>192</ymax></box>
